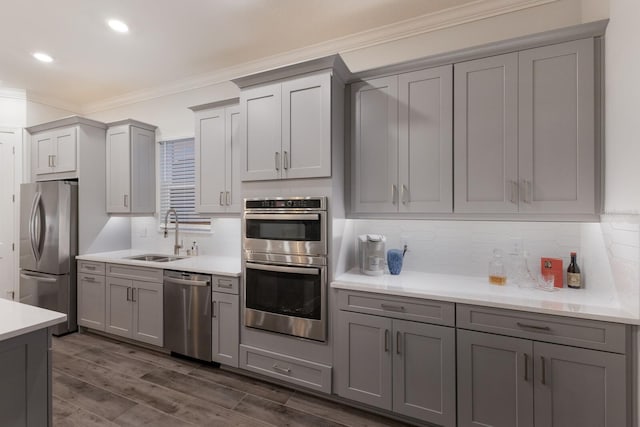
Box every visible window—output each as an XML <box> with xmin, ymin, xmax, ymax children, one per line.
<box><xmin>159</xmin><ymin>138</ymin><xmax>211</xmax><ymax>231</ymax></box>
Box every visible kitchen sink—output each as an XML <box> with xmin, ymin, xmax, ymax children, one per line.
<box><xmin>124</xmin><ymin>254</ymin><xmax>187</xmax><ymax>262</ymax></box>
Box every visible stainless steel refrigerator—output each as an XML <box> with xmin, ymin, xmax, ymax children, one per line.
<box><xmin>19</xmin><ymin>180</ymin><xmax>78</xmax><ymax>335</ymax></box>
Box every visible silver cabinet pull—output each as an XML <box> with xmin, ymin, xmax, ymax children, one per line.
<box><xmin>524</xmin><ymin>353</ymin><xmax>529</xmax><ymax>381</ymax></box>
<box><xmin>83</xmin><ymin>276</ymin><xmax>96</xmax><ymax>282</ymax></box>
<box><xmin>521</xmin><ymin>180</ymin><xmax>532</xmax><ymax>204</ymax></box>
<box><xmin>132</xmin><ymin>288</ymin><xmax>137</xmax><ymax>302</ymax></box>
<box><xmin>217</xmin><ymin>281</ymin><xmax>233</xmax><ymax>289</ymax></box>
<box><xmin>510</xmin><ymin>180</ymin><xmax>518</xmax><ymax>204</ymax></box>
<box><xmin>272</xmin><ymin>364</ymin><xmax>291</xmax><ymax>374</ymax></box>
<box><xmin>540</xmin><ymin>356</ymin><xmax>546</xmax><ymax>385</ymax></box>
<box><xmin>219</xmin><ymin>191</ymin><xmax>224</xmax><ymax>206</ymax></box>
<box><xmin>48</xmin><ymin>155</ymin><xmax>53</xmax><ymax>167</ymax></box>
<box><xmin>225</xmin><ymin>191</ymin><xmax>230</xmax><ymax>206</ymax></box>
<box><xmin>381</xmin><ymin>304</ymin><xmax>405</xmax><ymax>312</ymax></box>
<box><xmin>275</xmin><ymin>152</ymin><xmax>280</xmax><ymax>171</ymax></box>
<box><xmin>401</xmin><ymin>185</ymin><xmax>409</xmax><ymax>205</ymax></box>
<box><xmin>123</xmin><ymin>194</ymin><xmax>128</xmax><ymax>208</ymax></box>
<box><xmin>396</xmin><ymin>331</ymin><xmax>401</xmax><ymax>355</ymax></box>
<box><xmin>212</xmin><ymin>301</ymin><xmax>216</xmax><ymax>318</ymax></box>
<box><xmin>283</xmin><ymin>151</ymin><xmax>289</xmax><ymax>170</ymax></box>
<box><xmin>126</xmin><ymin>287</ymin><xmax>131</xmax><ymax>301</ymax></box>
<box><xmin>51</xmin><ymin>155</ymin><xmax>56</xmax><ymax>167</ymax></box>
<box><xmin>85</xmin><ymin>265</ymin><xmax>96</xmax><ymax>270</ymax></box>
<box><xmin>391</xmin><ymin>185</ymin><xmax>397</xmax><ymax>205</ymax></box>
<box><xmin>517</xmin><ymin>322</ymin><xmax>551</xmax><ymax>331</ymax></box>
<box><xmin>384</xmin><ymin>329</ymin><xmax>390</xmax><ymax>352</ymax></box>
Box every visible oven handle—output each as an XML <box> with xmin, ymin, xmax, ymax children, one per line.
<box><xmin>246</xmin><ymin>262</ymin><xmax>320</xmax><ymax>276</ymax></box>
<box><xmin>244</xmin><ymin>213</ymin><xmax>320</xmax><ymax>221</ymax></box>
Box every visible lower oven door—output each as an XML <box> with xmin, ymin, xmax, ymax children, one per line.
<box><xmin>244</xmin><ymin>261</ymin><xmax>326</xmax><ymax>342</ymax></box>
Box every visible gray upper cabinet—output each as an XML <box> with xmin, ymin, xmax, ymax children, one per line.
<box><xmin>454</xmin><ymin>38</ymin><xmax>596</xmax><ymax>215</ymax></box>
<box><xmin>106</xmin><ymin>120</ymin><xmax>157</xmax><ymax>214</ymax></box>
<box><xmin>32</xmin><ymin>126</ymin><xmax>79</xmax><ymax>179</ymax></box>
<box><xmin>351</xmin><ymin>76</ymin><xmax>398</xmax><ymax>213</ymax></box>
<box><xmin>352</xmin><ymin>65</ymin><xmax>453</xmax><ymax>214</ymax></box>
<box><xmin>454</xmin><ymin>53</ymin><xmax>519</xmax><ymax>214</ymax></box>
<box><xmin>193</xmin><ymin>103</ymin><xmax>241</xmax><ymax>213</ymax></box>
<box><xmin>518</xmin><ymin>38</ymin><xmax>595</xmax><ymax>214</ymax></box>
<box><xmin>241</xmin><ymin>72</ymin><xmax>332</xmax><ymax>181</ymax></box>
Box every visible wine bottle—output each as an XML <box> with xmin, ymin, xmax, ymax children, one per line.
<box><xmin>567</xmin><ymin>252</ymin><xmax>581</xmax><ymax>289</ymax></box>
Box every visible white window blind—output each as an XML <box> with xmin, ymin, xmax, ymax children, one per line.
<box><xmin>159</xmin><ymin>138</ymin><xmax>211</xmax><ymax>230</ymax></box>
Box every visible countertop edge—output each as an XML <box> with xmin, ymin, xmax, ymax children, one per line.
<box><xmin>0</xmin><ymin>315</ymin><xmax>67</xmax><ymax>342</ymax></box>
<box><xmin>331</xmin><ymin>280</ymin><xmax>640</xmax><ymax>326</ymax></box>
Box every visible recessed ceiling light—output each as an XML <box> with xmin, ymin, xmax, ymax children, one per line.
<box><xmin>108</xmin><ymin>19</ymin><xmax>129</xmax><ymax>33</ymax></box>
<box><xmin>33</xmin><ymin>52</ymin><xmax>53</xmax><ymax>63</ymax></box>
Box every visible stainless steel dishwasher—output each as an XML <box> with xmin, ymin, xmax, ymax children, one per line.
<box><xmin>163</xmin><ymin>270</ymin><xmax>212</xmax><ymax>361</ymax></box>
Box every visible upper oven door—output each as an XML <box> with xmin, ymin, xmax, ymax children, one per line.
<box><xmin>243</xmin><ymin>211</ymin><xmax>327</xmax><ymax>256</ymax></box>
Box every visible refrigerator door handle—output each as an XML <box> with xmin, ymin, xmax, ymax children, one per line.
<box><xmin>29</xmin><ymin>192</ymin><xmax>42</xmax><ymax>262</ymax></box>
<box><xmin>20</xmin><ymin>272</ymin><xmax>57</xmax><ymax>283</ymax></box>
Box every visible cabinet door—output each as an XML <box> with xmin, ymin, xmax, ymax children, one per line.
<box><xmin>241</xmin><ymin>84</ymin><xmax>282</xmax><ymax>181</ymax></box>
<box><xmin>335</xmin><ymin>310</ymin><xmax>392</xmax><ymax>410</ymax></box>
<box><xmin>106</xmin><ymin>125</ymin><xmax>131</xmax><ymax>213</ymax></box>
<box><xmin>212</xmin><ymin>291</ymin><xmax>239</xmax><ymax>367</ymax></box>
<box><xmin>393</xmin><ymin>320</ymin><xmax>456</xmax><ymax>426</ymax></box>
<box><xmin>195</xmin><ymin>108</ymin><xmax>227</xmax><ymax>213</ymax></box>
<box><xmin>454</xmin><ymin>54</ymin><xmax>519</xmax><ymax>213</ymax></box>
<box><xmin>226</xmin><ymin>106</ymin><xmax>242</xmax><ymax>213</ymax></box>
<box><xmin>105</xmin><ymin>277</ymin><xmax>133</xmax><ymax>338</ymax></box>
<box><xmin>130</xmin><ymin>126</ymin><xmax>155</xmax><ymax>214</ymax></box>
<box><xmin>132</xmin><ymin>281</ymin><xmax>163</xmax><ymax>347</ymax></box>
<box><xmin>282</xmin><ymin>73</ymin><xmax>331</xmax><ymax>179</ymax></box>
<box><xmin>77</xmin><ymin>273</ymin><xmax>105</xmax><ymax>331</ymax></box>
<box><xmin>52</xmin><ymin>127</ymin><xmax>77</xmax><ymax>173</ymax></box>
<box><xmin>398</xmin><ymin>66</ymin><xmax>453</xmax><ymax>213</ymax></box>
<box><xmin>518</xmin><ymin>38</ymin><xmax>595</xmax><ymax>214</ymax></box>
<box><xmin>351</xmin><ymin>76</ymin><xmax>399</xmax><ymax>213</ymax></box>
<box><xmin>457</xmin><ymin>329</ymin><xmax>533</xmax><ymax>427</ymax></box>
<box><xmin>33</xmin><ymin>131</ymin><xmax>54</xmax><ymax>175</ymax></box>
<box><xmin>534</xmin><ymin>342</ymin><xmax>626</xmax><ymax>427</ymax></box>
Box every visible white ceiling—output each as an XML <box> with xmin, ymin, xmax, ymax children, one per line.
<box><xmin>0</xmin><ymin>0</ymin><xmax>480</xmax><ymax>110</ymax></box>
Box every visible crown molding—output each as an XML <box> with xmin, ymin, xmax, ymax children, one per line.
<box><xmin>24</xmin><ymin>91</ymin><xmax>81</xmax><ymax>115</ymax></box>
<box><xmin>0</xmin><ymin>88</ymin><xmax>27</xmax><ymax>100</ymax></box>
<box><xmin>82</xmin><ymin>0</ymin><xmax>559</xmax><ymax>114</ymax></box>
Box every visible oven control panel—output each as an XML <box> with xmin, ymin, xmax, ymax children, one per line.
<box><xmin>245</xmin><ymin>197</ymin><xmax>325</xmax><ymax>210</ymax></box>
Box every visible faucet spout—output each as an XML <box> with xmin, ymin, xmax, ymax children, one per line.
<box><xmin>163</xmin><ymin>208</ymin><xmax>182</xmax><ymax>255</ymax></box>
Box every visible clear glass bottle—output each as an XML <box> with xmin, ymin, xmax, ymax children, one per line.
<box><xmin>489</xmin><ymin>249</ymin><xmax>507</xmax><ymax>285</ymax></box>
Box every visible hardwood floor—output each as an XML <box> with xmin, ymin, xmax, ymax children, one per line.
<box><xmin>52</xmin><ymin>332</ymin><xmax>410</xmax><ymax>426</ymax></box>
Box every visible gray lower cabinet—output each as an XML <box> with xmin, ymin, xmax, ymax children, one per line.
<box><xmin>458</xmin><ymin>329</ymin><xmax>627</xmax><ymax>427</ymax></box>
<box><xmin>336</xmin><ymin>310</ymin><xmax>456</xmax><ymax>426</ymax></box>
<box><xmin>212</xmin><ymin>290</ymin><xmax>239</xmax><ymax>367</ymax></box>
<box><xmin>105</xmin><ymin>268</ymin><xmax>163</xmax><ymax>347</ymax></box>
<box><xmin>0</xmin><ymin>328</ymin><xmax>50</xmax><ymax>427</ymax></box>
<box><xmin>77</xmin><ymin>272</ymin><xmax>106</xmax><ymax>331</ymax></box>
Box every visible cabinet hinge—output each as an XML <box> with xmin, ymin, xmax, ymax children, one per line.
<box><xmin>12</xmin><ymin>243</ymin><xmax>15</xmax><ymax>251</ymax></box>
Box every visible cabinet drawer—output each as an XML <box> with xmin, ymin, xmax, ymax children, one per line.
<box><xmin>106</xmin><ymin>263</ymin><xmax>163</xmax><ymax>283</ymax></box>
<box><xmin>239</xmin><ymin>345</ymin><xmax>332</xmax><ymax>393</ymax></box>
<box><xmin>337</xmin><ymin>290</ymin><xmax>455</xmax><ymax>327</ymax></box>
<box><xmin>212</xmin><ymin>275</ymin><xmax>239</xmax><ymax>295</ymax></box>
<box><xmin>78</xmin><ymin>261</ymin><xmax>105</xmax><ymax>275</ymax></box>
<box><xmin>457</xmin><ymin>304</ymin><xmax>628</xmax><ymax>353</ymax></box>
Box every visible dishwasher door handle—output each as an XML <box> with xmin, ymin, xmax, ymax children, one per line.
<box><xmin>164</xmin><ymin>277</ymin><xmax>210</xmax><ymax>287</ymax></box>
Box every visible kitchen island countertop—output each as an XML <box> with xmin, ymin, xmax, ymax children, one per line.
<box><xmin>332</xmin><ymin>269</ymin><xmax>640</xmax><ymax>325</ymax></box>
<box><xmin>0</xmin><ymin>299</ymin><xmax>67</xmax><ymax>342</ymax></box>
<box><xmin>77</xmin><ymin>249</ymin><xmax>241</xmax><ymax>277</ymax></box>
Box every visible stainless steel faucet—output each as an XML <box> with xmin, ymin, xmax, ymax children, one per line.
<box><xmin>163</xmin><ymin>208</ymin><xmax>182</xmax><ymax>255</ymax></box>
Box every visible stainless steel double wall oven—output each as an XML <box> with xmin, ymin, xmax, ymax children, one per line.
<box><xmin>243</xmin><ymin>197</ymin><xmax>328</xmax><ymax>341</ymax></box>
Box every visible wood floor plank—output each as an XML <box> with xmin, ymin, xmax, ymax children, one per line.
<box><xmin>112</xmin><ymin>403</ymin><xmax>195</xmax><ymax>427</ymax></box>
<box><xmin>286</xmin><ymin>392</ymin><xmax>410</xmax><ymax>427</ymax></box>
<box><xmin>74</xmin><ymin>347</ymin><xmax>160</xmax><ymax>378</ymax></box>
<box><xmin>52</xmin><ymin>371</ymin><xmax>137</xmax><ymax>422</ymax></box>
<box><xmin>234</xmin><ymin>394</ymin><xmax>346</xmax><ymax>427</ymax></box>
<box><xmin>189</xmin><ymin>365</ymin><xmax>293</xmax><ymax>405</ymax></box>
<box><xmin>141</xmin><ymin>367</ymin><xmax>247</xmax><ymax>409</ymax></box>
<box><xmin>53</xmin><ymin>350</ymin><xmax>262</xmax><ymax>426</ymax></box>
<box><xmin>112</xmin><ymin>344</ymin><xmax>201</xmax><ymax>374</ymax></box>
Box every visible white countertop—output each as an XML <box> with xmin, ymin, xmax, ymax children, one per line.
<box><xmin>77</xmin><ymin>249</ymin><xmax>241</xmax><ymax>277</ymax></box>
<box><xmin>0</xmin><ymin>299</ymin><xmax>67</xmax><ymax>342</ymax></box>
<box><xmin>332</xmin><ymin>269</ymin><xmax>640</xmax><ymax>325</ymax></box>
